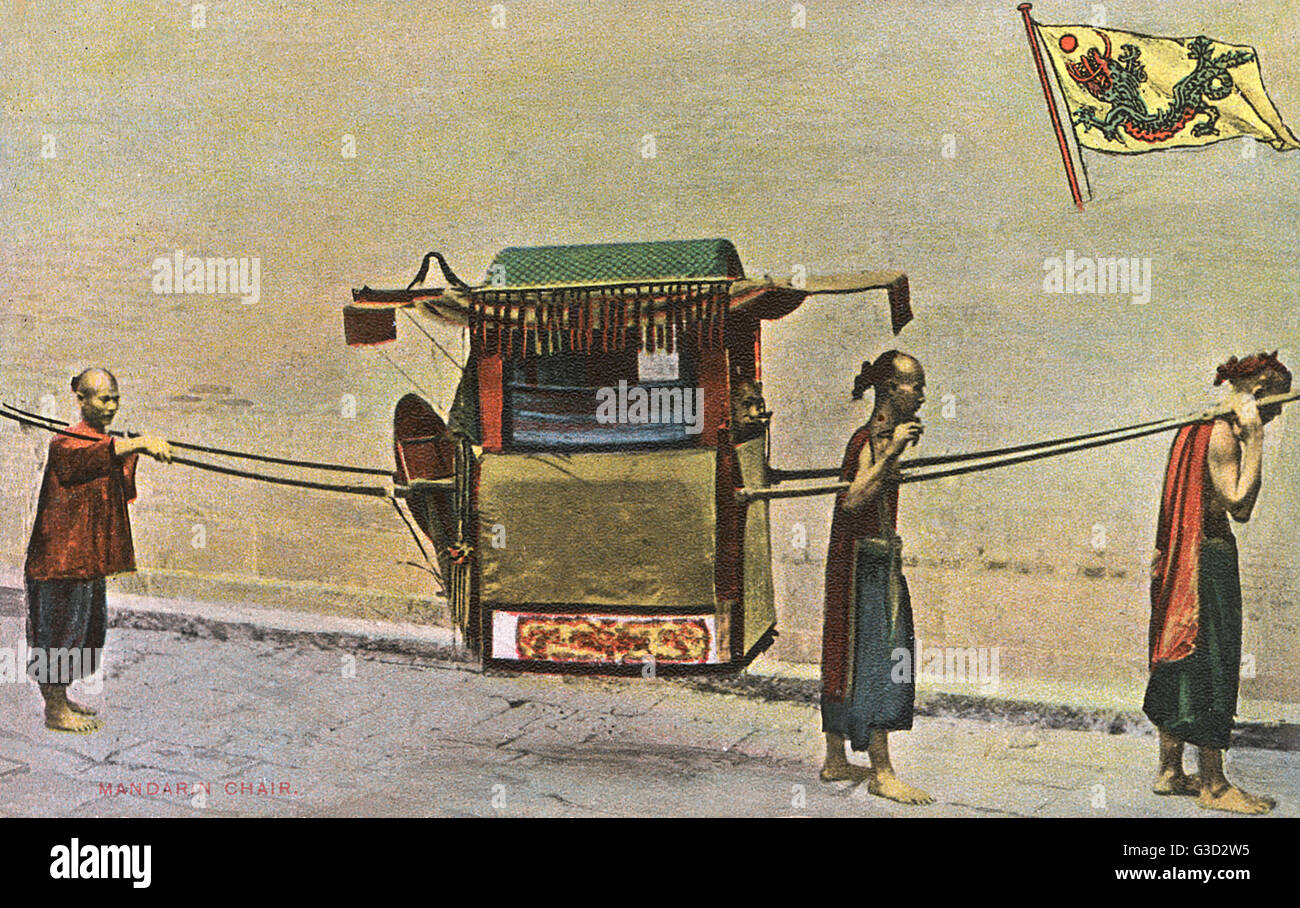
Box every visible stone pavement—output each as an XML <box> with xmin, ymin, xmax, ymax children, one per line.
<box><xmin>0</xmin><ymin>622</ymin><xmax>1296</xmax><ymax>818</ymax></box>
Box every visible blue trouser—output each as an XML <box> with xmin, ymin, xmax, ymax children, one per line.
<box><xmin>822</xmin><ymin>542</ymin><xmax>915</xmax><ymax>750</ymax></box>
<box><xmin>25</xmin><ymin>577</ymin><xmax>107</xmax><ymax>684</ymax></box>
<box><xmin>1143</xmin><ymin>536</ymin><xmax>1242</xmax><ymax>751</ymax></box>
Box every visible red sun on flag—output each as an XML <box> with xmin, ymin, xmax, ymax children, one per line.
<box><xmin>1058</xmin><ymin>33</ymin><xmax>1077</xmax><ymax>53</ymax></box>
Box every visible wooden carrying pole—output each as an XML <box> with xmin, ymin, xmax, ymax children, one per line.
<box><xmin>736</xmin><ymin>389</ymin><xmax>1300</xmax><ymax>503</ymax></box>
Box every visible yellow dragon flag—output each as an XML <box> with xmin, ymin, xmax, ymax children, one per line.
<box><xmin>1035</xmin><ymin>24</ymin><xmax>1300</xmax><ymax>154</ymax></box>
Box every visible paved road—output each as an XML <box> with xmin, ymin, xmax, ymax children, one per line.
<box><xmin>0</xmin><ymin>622</ymin><xmax>1295</xmax><ymax>818</ymax></box>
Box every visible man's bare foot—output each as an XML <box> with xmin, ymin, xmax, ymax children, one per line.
<box><xmin>820</xmin><ymin>761</ymin><xmax>874</xmax><ymax>783</ymax></box>
<box><xmin>1153</xmin><ymin>771</ymin><xmax>1201</xmax><ymax>796</ymax></box>
<box><xmin>1239</xmin><ymin>788</ymin><xmax>1277</xmax><ymax>810</ymax></box>
<box><xmin>45</xmin><ymin>705</ymin><xmax>103</xmax><ymax>734</ymax></box>
<box><xmin>65</xmin><ymin>697</ymin><xmax>98</xmax><ymax>716</ymax></box>
<box><xmin>868</xmin><ymin>770</ymin><xmax>934</xmax><ymax>805</ymax></box>
<box><xmin>1196</xmin><ymin>783</ymin><xmax>1273</xmax><ymax>815</ymax></box>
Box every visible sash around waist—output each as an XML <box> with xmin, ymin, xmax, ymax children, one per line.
<box><xmin>855</xmin><ymin>535</ymin><xmax>903</xmax><ymax>562</ymax></box>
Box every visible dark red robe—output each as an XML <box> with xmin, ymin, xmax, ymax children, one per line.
<box><xmin>1148</xmin><ymin>421</ymin><xmax>1217</xmax><ymax>667</ymax></box>
<box><xmin>821</xmin><ymin>423</ymin><xmax>898</xmax><ymax>702</ymax></box>
<box><xmin>24</xmin><ymin>421</ymin><xmax>139</xmax><ymax>581</ymax></box>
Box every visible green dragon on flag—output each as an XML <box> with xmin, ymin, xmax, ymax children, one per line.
<box><xmin>1016</xmin><ymin>4</ymin><xmax>1298</xmax><ymax>207</ymax></box>
<box><xmin>1066</xmin><ymin>33</ymin><xmax>1259</xmax><ymax>146</ymax></box>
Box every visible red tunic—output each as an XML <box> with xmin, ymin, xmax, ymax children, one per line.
<box><xmin>821</xmin><ymin>422</ymin><xmax>899</xmax><ymax>702</ymax></box>
<box><xmin>1149</xmin><ymin>421</ymin><xmax>1228</xmax><ymax>667</ymax></box>
<box><xmin>24</xmin><ymin>421</ymin><xmax>139</xmax><ymax>581</ymax></box>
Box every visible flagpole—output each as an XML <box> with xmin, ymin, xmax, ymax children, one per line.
<box><xmin>1017</xmin><ymin>3</ymin><xmax>1085</xmax><ymax>210</ymax></box>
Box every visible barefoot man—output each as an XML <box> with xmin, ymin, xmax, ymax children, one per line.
<box><xmin>24</xmin><ymin>369</ymin><xmax>172</xmax><ymax>733</ymax></box>
<box><xmin>820</xmin><ymin>350</ymin><xmax>933</xmax><ymax>804</ymax></box>
<box><xmin>1144</xmin><ymin>352</ymin><xmax>1291</xmax><ymax>814</ymax></box>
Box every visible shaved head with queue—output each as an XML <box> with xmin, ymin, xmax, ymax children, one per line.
<box><xmin>23</xmin><ymin>368</ymin><xmax>171</xmax><ymax>733</ymax></box>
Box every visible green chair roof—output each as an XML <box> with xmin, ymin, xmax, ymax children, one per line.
<box><xmin>487</xmin><ymin>239</ymin><xmax>743</xmax><ymax>287</ymax></box>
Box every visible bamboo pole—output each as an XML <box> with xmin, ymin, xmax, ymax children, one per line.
<box><xmin>737</xmin><ymin>390</ymin><xmax>1300</xmax><ymax>504</ymax></box>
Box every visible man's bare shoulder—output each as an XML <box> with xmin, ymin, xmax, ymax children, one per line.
<box><xmin>1207</xmin><ymin>419</ymin><xmax>1238</xmax><ymax>462</ymax></box>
